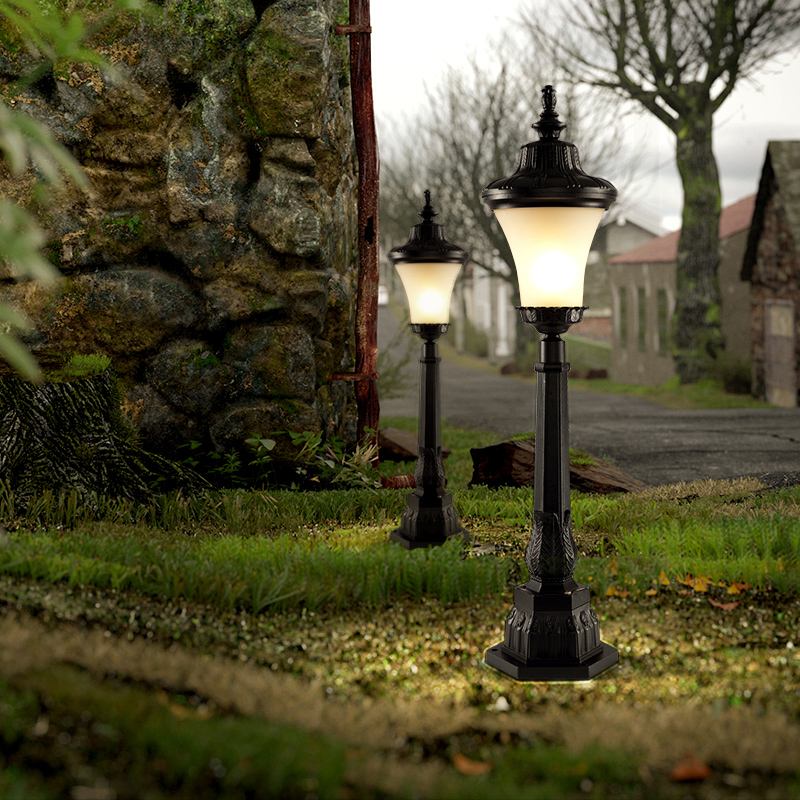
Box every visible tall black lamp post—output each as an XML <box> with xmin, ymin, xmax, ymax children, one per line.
<box><xmin>389</xmin><ymin>191</ymin><xmax>469</xmax><ymax>549</ymax></box>
<box><xmin>481</xmin><ymin>86</ymin><xmax>619</xmax><ymax>680</ymax></box>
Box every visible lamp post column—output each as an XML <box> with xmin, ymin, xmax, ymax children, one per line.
<box><xmin>417</xmin><ymin>324</ymin><xmax>445</xmax><ymax>497</ymax></box>
<box><xmin>484</xmin><ymin>307</ymin><xmax>618</xmax><ymax>680</ymax></box>
<box><xmin>391</xmin><ymin>323</ymin><xmax>464</xmax><ymax>548</ymax></box>
<box><xmin>530</xmin><ymin>313</ymin><xmax>576</xmax><ymax>595</ymax></box>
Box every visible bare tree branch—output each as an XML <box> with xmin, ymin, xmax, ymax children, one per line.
<box><xmin>521</xmin><ymin>0</ymin><xmax>800</xmax><ymax>380</ymax></box>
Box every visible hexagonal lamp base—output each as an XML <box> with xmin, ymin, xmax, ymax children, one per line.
<box><xmin>484</xmin><ymin>642</ymin><xmax>619</xmax><ymax>682</ymax></box>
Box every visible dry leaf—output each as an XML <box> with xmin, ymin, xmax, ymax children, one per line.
<box><xmin>679</xmin><ymin>574</ymin><xmax>710</xmax><ymax>593</ymax></box>
<box><xmin>670</xmin><ymin>754</ymin><xmax>711</xmax><ymax>783</ymax></box>
<box><xmin>727</xmin><ymin>582</ymin><xmax>751</xmax><ymax>595</ymax></box>
<box><xmin>658</xmin><ymin>570</ymin><xmax>671</xmax><ymax>586</ymax></box>
<box><xmin>709</xmin><ymin>598</ymin><xmax>739</xmax><ymax>611</ymax></box>
<box><xmin>645</xmin><ymin>588</ymin><xmax>658</xmax><ymax>596</ymax></box>
<box><xmin>605</xmin><ymin>585</ymin><xmax>629</xmax><ymax>598</ymax></box>
<box><xmin>453</xmin><ymin>753</ymin><xmax>492</xmax><ymax>776</ymax></box>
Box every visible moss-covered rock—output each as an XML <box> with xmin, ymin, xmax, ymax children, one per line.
<box><xmin>227</xmin><ymin>322</ymin><xmax>316</xmax><ymax>401</ymax></box>
<box><xmin>208</xmin><ymin>398</ymin><xmax>321</xmax><ymax>454</ymax></box>
<box><xmin>245</xmin><ymin>0</ymin><xmax>332</xmax><ymax>137</ymax></box>
<box><xmin>45</xmin><ymin>269</ymin><xmax>203</xmax><ymax>356</ymax></box>
<box><xmin>146</xmin><ymin>338</ymin><xmax>235</xmax><ymax>417</ymax></box>
<box><xmin>164</xmin><ymin>0</ymin><xmax>257</xmax><ymax>65</ymax></box>
<box><xmin>248</xmin><ymin>162</ymin><xmax>325</xmax><ymax>258</ymax></box>
<box><xmin>203</xmin><ymin>278</ymin><xmax>286</xmax><ymax>329</ymax></box>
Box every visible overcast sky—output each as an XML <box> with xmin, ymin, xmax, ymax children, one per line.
<box><xmin>371</xmin><ymin>0</ymin><xmax>800</xmax><ymax>232</ymax></box>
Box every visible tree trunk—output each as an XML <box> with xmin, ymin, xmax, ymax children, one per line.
<box><xmin>0</xmin><ymin>370</ymin><xmax>208</xmax><ymax>507</ymax></box>
<box><xmin>673</xmin><ymin>112</ymin><xmax>723</xmax><ymax>382</ymax></box>
<box><xmin>456</xmin><ymin>278</ymin><xmax>467</xmax><ymax>353</ymax></box>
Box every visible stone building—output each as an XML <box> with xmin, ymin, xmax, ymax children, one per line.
<box><xmin>0</xmin><ymin>0</ymin><xmax>358</xmax><ymax>455</ymax></box>
<box><xmin>742</xmin><ymin>141</ymin><xmax>800</xmax><ymax>408</ymax></box>
<box><xmin>584</xmin><ymin>208</ymin><xmax>664</xmax><ymax>314</ymax></box>
<box><xmin>608</xmin><ymin>195</ymin><xmax>755</xmax><ymax>385</ymax></box>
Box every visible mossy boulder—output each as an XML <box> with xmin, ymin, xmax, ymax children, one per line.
<box><xmin>45</xmin><ymin>269</ymin><xmax>203</xmax><ymax>356</ymax></box>
<box><xmin>209</xmin><ymin>398</ymin><xmax>321</xmax><ymax>455</ymax></box>
<box><xmin>146</xmin><ymin>339</ymin><xmax>236</xmax><ymax>417</ymax></box>
<box><xmin>227</xmin><ymin>322</ymin><xmax>316</xmax><ymax>401</ymax></box>
<box><xmin>245</xmin><ymin>0</ymin><xmax>332</xmax><ymax>137</ymax></box>
<box><xmin>165</xmin><ymin>0</ymin><xmax>257</xmax><ymax>65</ymax></box>
<box><xmin>248</xmin><ymin>162</ymin><xmax>325</xmax><ymax>258</ymax></box>
<box><xmin>202</xmin><ymin>278</ymin><xmax>287</xmax><ymax>329</ymax></box>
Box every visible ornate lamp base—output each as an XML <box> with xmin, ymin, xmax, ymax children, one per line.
<box><xmin>484</xmin><ymin>584</ymin><xmax>618</xmax><ymax>681</ymax></box>
<box><xmin>390</xmin><ymin>492</ymin><xmax>464</xmax><ymax>549</ymax></box>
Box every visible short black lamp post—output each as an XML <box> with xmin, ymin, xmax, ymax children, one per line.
<box><xmin>481</xmin><ymin>86</ymin><xmax>619</xmax><ymax>680</ymax></box>
<box><xmin>389</xmin><ymin>191</ymin><xmax>469</xmax><ymax>548</ymax></box>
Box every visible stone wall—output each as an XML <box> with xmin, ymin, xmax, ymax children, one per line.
<box><xmin>749</xmin><ymin>188</ymin><xmax>800</xmax><ymax>404</ymax></box>
<box><xmin>608</xmin><ymin>261</ymin><xmax>676</xmax><ymax>386</ymax></box>
<box><xmin>719</xmin><ymin>228</ymin><xmax>752</xmax><ymax>364</ymax></box>
<box><xmin>0</xmin><ymin>0</ymin><xmax>358</xmax><ymax>455</ymax></box>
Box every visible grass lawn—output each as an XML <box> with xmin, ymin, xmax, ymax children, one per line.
<box><xmin>0</xmin><ymin>419</ymin><xmax>798</xmax><ymax>799</ymax></box>
<box><xmin>569</xmin><ymin>375</ymin><xmax>769</xmax><ymax>410</ymax></box>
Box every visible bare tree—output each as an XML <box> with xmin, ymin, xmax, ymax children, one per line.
<box><xmin>524</xmin><ymin>0</ymin><xmax>800</xmax><ymax>381</ymax></box>
<box><xmin>381</xmin><ymin>53</ymin><xmax>624</xmax><ymax>362</ymax></box>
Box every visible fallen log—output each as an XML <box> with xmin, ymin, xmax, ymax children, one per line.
<box><xmin>469</xmin><ymin>438</ymin><xmax>644</xmax><ymax>494</ymax></box>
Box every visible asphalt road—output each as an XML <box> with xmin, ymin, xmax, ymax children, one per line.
<box><xmin>378</xmin><ymin>307</ymin><xmax>800</xmax><ymax>485</ymax></box>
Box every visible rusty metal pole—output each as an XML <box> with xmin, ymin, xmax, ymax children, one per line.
<box><xmin>335</xmin><ymin>0</ymin><xmax>380</xmax><ymax>445</ymax></box>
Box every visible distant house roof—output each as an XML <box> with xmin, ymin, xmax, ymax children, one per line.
<box><xmin>609</xmin><ymin>194</ymin><xmax>756</xmax><ymax>265</ymax></box>
<box><xmin>742</xmin><ymin>140</ymin><xmax>800</xmax><ymax>281</ymax></box>
<box><xmin>603</xmin><ymin>205</ymin><xmax>665</xmax><ymax>237</ymax></box>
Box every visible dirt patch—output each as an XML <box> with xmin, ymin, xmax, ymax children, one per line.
<box><xmin>1</xmin><ymin>609</ymin><xmax>799</xmax><ymax>779</ymax></box>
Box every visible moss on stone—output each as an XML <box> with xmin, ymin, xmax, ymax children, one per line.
<box><xmin>190</xmin><ymin>350</ymin><xmax>220</xmax><ymax>371</ymax></box>
<box><xmin>101</xmin><ymin>212</ymin><xmax>144</xmax><ymax>242</ymax></box>
<box><xmin>245</xmin><ymin>7</ymin><xmax>329</xmax><ymax>138</ymax></box>
<box><xmin>164</xmin><ymin>0</ymin><xmax>256</xmax><ymax>59</ymax></box>
<box><xmin>46</xmin><ymin>353</ymin><xmax>113</xmax><ymax>382</ymax></box>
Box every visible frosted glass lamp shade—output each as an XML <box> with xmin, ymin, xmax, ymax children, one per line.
<box><xmin>395</xmin><ymin>261</ymin><xmax>461</xmax><ymax>324</ymax></box>
<box><xmin>494</xmin><ymin>206</ymin><xmax>603</xmax><ymax>307</ymax></box>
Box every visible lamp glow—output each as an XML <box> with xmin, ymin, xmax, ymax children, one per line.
<box><xmin>494</xmin><ymin>206</ymin><xmax>603</xmax><ymax>307</ymax></box>
<box><xmin>395</xmin><ymin>261</ymin><xmax>461</xmax><ymax>324</ymax></box>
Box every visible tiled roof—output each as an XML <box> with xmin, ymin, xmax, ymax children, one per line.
<box><xmin>609</xmin><ymin>194</ymin><xmax>756</xmax><ymax>265</ymax></box>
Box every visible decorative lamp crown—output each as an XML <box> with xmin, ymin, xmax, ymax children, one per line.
<box><xmin>388</xmin><ymin>190</ymin><xmax>469</xmax><ymax>265</ymax></box>
<box><xmin>482</xmin><ymin>85</ymin><xmax>618</xmax><ymax>210</ymax></box>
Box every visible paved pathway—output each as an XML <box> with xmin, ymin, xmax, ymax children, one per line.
<box><xmin>379</xmin><ymin>308</ymin><xmax>800</xmax><ymax>485</ymax></box>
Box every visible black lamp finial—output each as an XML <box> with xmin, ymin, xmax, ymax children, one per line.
<box><xmin>533</xmin><ymin>84</ymin><xmax>566</xmax><ymax>141</ymax></box>
<box><xmin>421</xmin><ymin>189</ymin><xmax>437</xmax><ymax>222</ymax></box>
